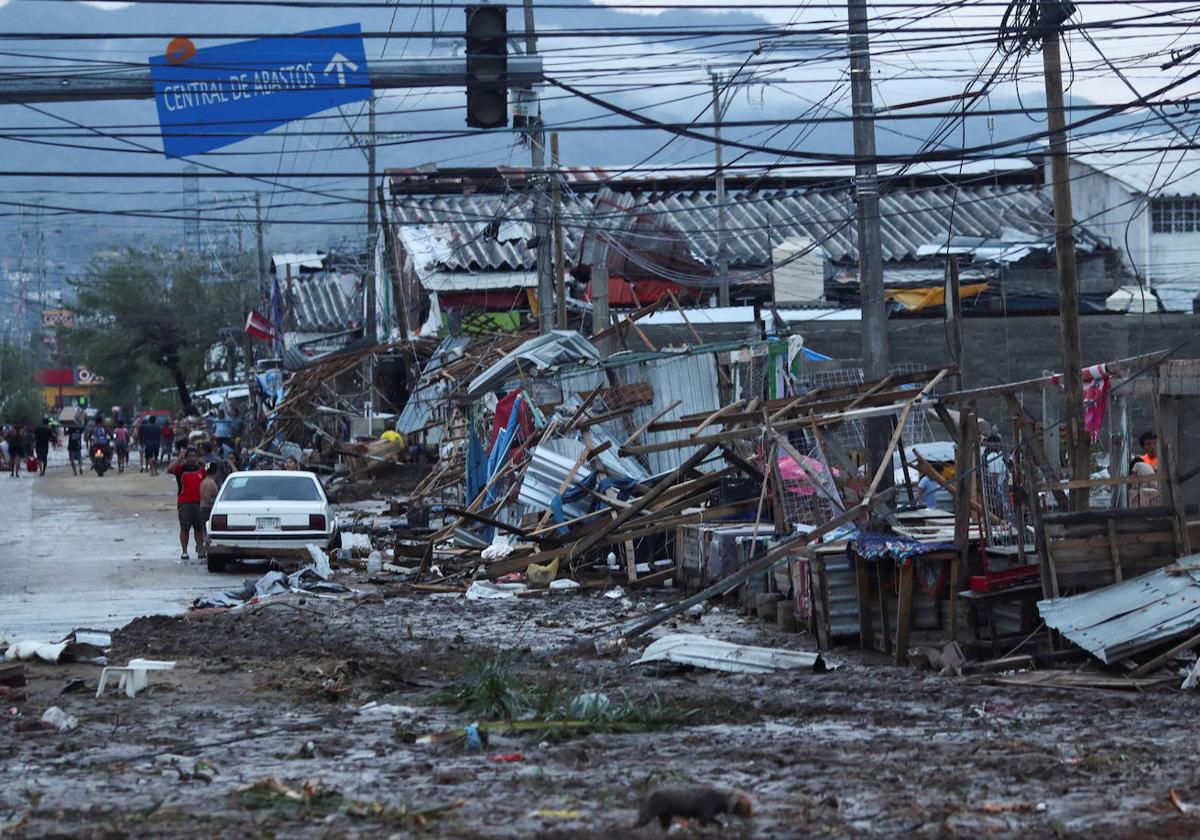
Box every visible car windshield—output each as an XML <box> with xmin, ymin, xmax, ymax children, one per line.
<box><xmin>220</xmin><ymin>475</ymin><xmax>323</xmax><ymax>502</ymax></box>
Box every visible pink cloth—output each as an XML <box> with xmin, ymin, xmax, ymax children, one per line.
<box><xmin>1083</xmin><ymin>367</ymin><xmax>1111</xmax><ymax>443</ymax></box>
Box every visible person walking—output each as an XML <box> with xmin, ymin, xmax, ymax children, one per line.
<box><xmin>33</xmin><ymin>417</ymin><xmax>52</xmax><ymax>476</ymax></box>
<box><xmin>140</xmin><ymin>415</ymin><xmax>162</xmax><ymax>477</ymax></box>
<box><xmin>8</xmin><ymin>424</ymin><xmax>24</xmax><ymax>477</ymax></box>
<box><xmin>66</xmin><ymin>424</ymin><xmax>84</xmax><ymax>476</ymax></box>
<box><xmin>198</xmin><ymin>462</ymin><xmax>220</xmax><ymax>559</ymax></box>
<box><xmin>113</xmin><ymin>420</ymin><xmax>130</xmax><ymax>473</ymax></box>
<box><xmin>167</xmin><ymin>446</ymin><xmax>206</xmax><ymax>560</ymax></box>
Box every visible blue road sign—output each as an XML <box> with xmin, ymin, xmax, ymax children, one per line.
<box><xmin>149</xmin><ymin>24</ymin><xmax>371</xmax><ymax>158</ymax></box>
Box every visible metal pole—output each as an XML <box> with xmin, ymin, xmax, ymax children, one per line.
<box><xmin>0</xmin><ymin>57</ymin><xmax>545</xmax><ymax>104</ymax></box>
<box><xmin>551</xmin><ymin>131</ymin><xmax>567</xmax><ymax>330</ymax></box>
<box><xmin>1042</xmin><ymin>30</ymin><xmax>1088</xmax><ymax>511</ymax></box>
<box><xmin>711</xmin><ymin>72</ymin><xmax>730</xmax><ymax>308</ymax></box>
<box><xmin>847</xmin><ymin>0</ymin><xmax>891</xmax><ymax>488</ymax></box>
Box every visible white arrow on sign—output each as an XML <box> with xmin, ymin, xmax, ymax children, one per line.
<box><xmin>323</xmin><ymin>52</ymin><xmax>358</xmax><ymax>87</ymax></box>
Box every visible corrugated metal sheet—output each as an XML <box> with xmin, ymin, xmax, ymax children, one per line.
<box><xmin>467</xmin><ymin>330</ymin><xmax>600</xmax><ymax>397</ymax></box>
<box><xmin>518</xmin><ymin>434</ymin><xmax>648</xmax><ymax>520</ymax></box>
<box><xmin>389</xmin><ymin>181</ymin><xmax>1064</xmax><ymax>286</ymax></box>
<box><xmin>626</xmin><ymin>353</ymin><xmax>722</xmax><ymax>476</ymax></box>
<box><xmin>1038</xmin><ymin>554</ymin><xmax>1200</xmax><ymax>663</ymax></box>
<box><xmin>288</xmin><ymin>272</ymin><xmax>358</xmax><ymax>332</ymax></box>
<box><xmin>820</xmin><ymin>554</ymin><xmax>862</xmax><ymax>638</ymax></box>
<box><xmin>395</xmin><ymin>335</ymin><xmax>470</xmax><ymax>443</ymax></box>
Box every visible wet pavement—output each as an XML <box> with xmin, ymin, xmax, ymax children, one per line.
<box><xmin>0</xmin><ymin>448</ymin><xmax>223</xmax><ymax>641</ymax></box>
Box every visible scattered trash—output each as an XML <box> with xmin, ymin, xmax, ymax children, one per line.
<box><xmin>96</xmin><ymin>659</ymin><xmax>176</xmax><ymax>699</ymax></box>
<box><xmin>465</xmin><ymin>580</ymin><xmax>528</xmax><ymax>601</ymax></box>
<box><xmin>633</xmin><ymin>634</ymin><xmax>831</xmax><ymax>674</ymax></box>
<box><xmin>1171</xmin><ymin>788</ymin><xmax>1195</xmax><ymax>815</ymax></box>
<box><xmin>40</xmin><ymin>706</ymin><xmax>78</xmax><ymax>732</ymax></box>
<box><xmin>5</xmin><ymin>641</ymin><xmax>69</xmax><ymax>663</ymax></box>
<box><xmin>533</xmin><ymin>808</ymin><xmax>581</xmax><ymax>819</ymax></box>
<box><xmin>603</xmin><ymin>587</ymin><xmax>625</xmax><ymax>600</ymax></box>
<box><xmin>567</xmin><ymin>692</ymin><xmax>611</xmax><ymax>719</ymax></box>
<box><xmin>548</xmin><ymin>578</ymin><xmax>581</xmax><ymax>591</ymax></box>
<box><xmin>305</xmin><ymin>543</ymin><xmax>333</xmax><ymax>579</ymax></box>
<box><xmin>366</xmin><ymin>551</ymin><xmax>384</xmax><ymax>573</ymax></box>
<box><xmin>486</xmin><ymin>753</ymin><xmax>525</xmax><ymax>763</ymax></box>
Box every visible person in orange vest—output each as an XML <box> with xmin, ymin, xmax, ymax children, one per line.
<box><xmin>1130</xmin><ymin>431</ymin><xmax>1160</xmax><ymax>508</ymax></box>
<box><xmin>1130</xmin><ymin>431</ymin><xmax>1159</xmax><ymax>472</ymax></box>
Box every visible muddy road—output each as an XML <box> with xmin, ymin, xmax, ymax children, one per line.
<box><xmin>4</xmin><ymin>572</ymin><xmax>1200</xmax><ymax>838</ymax></box>
<box><xmin>0</xmin><ymin>449</ymin><xmax>224</xmax><ymax>641</ymax></box>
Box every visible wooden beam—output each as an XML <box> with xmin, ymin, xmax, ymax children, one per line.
<box><xmin>567</xmin><ymin>442</ymin><xmax>719</xmax><ymax>562</ymax></box>
<box><xmin>620</xmin><ymin>399</ymin><xmax>682</xmax><ymax>449</ymax></box>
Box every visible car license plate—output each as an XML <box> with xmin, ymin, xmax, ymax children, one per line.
<box><xmin>255</xmin><ymin>517</ymin><xmax>281</xmax><ymax>531</ymax></box>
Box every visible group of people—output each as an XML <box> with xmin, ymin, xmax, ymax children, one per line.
<box><xmin>2</xmin><ymin>418</ymin><xmax>56</xmax><ymax>478</ymax></box>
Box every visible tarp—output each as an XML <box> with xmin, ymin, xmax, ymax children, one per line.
<box><xmin>884</xmin><ymin>283</ymin><xmax>989</xmax><ymax>312</ymax></box>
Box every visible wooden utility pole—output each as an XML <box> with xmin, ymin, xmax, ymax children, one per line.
<box><xmin>365</xmin><ymin>97</ymin><xmax>378</xmax><ymax>343</ymax></box>
<box><xmin>847</xmin><ymin>0</ymin><xmax>892</xmax><ymax>490</ymax></box>
<box><xmin>945</xmin><ymin>254</ymin><xmax>963</xmax><ymax>390</ymax></box>
<box><xmin>551</xmin><ymin>131</ymin><xmax>567</xmax><ymax>329</ymax></box>
<box><xmin>1042</xmin><ymin>26</ymin><xmax>1088</xmax><ymax>510</ymax></box>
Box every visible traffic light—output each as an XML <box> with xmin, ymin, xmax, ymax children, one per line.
<box><xmin>465</xmin><ymin>5</ymin><xmax>508</xmax><ymax>128</ymax></box>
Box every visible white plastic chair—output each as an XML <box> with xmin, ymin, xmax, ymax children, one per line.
<box><xmin>95</xmin><ymin>659</ymin><xmax>176</xmax><ymax>699</ymax></box>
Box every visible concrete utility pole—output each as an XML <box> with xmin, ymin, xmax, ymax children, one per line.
<box><xmin>847</xmin><ymin>0</ymin><xmax>892</xmax><ymax>487</ymax></box>
<box><xmin>711</xmin><ymin>72</ymin><xmax>730</xmax><ymax>308</ymax></box>
<box><xmin>1042</xmin><ymin>27</ymin><xmax>1088</xmax><ymax>511</ymax></box>
<box><xmin>365</xmin><ymin>96</ymin><xmax>378</xmax><ymax>343</ymax></box>
<box><xmin>523</xmin><ymin>0</ymin><xmax>555</xmax><ymax>333</ymax></box>
<box><xmin>366</xmin><ymin>96</ymin><xmax>377</xmax><ymax>268</ymax></box>
<box><xmin>551</xmin><ymin>131</ymin><xmax>567</xmax><ymax>329</ymax></box>
<box><xmin>254</xmin><ymin>190</ymin><xmax>268</xmax><ymax>356</ymax></box>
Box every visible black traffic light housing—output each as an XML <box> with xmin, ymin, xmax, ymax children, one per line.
<box><xmin>465</xmin><ymin>5</ymin><xmax>508</xmax><ymax>128</ymax></box>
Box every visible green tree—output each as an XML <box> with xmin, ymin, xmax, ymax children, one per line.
<box><xmin>67</xmin><ymin>248</ymin><xmax>246</xmax><ymax>409</ymax></box>
<box><xmin>0</xmin><ymin>340</ymin><xmax>47</xmax><ymax>424</ymax></box>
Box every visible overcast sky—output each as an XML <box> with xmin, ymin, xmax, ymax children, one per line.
<box><xmin>0</xmin><ymin>0</ymin><xmax>1195</xmax><ymax>260</ymax></box>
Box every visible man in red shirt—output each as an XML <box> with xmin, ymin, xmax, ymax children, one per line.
<box><xmin>168</xmin><ymin>446</ymin><xmax>207</xmax><ymax>560</ymax></box>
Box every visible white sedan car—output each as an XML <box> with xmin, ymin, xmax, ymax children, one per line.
<box><xmin>206</xmin><ymin>470</ymin><xmax>340</xmax><ymax>572</ymax></box>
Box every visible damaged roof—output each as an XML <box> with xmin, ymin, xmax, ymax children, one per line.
<box><xmin>388</xmin><ymin>171</ymin><xmax>1064</xmax><ymax>284</ymax></box>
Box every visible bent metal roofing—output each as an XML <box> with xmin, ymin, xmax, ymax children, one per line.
<box><xmin>387</xmin><ymin>171</ymin><xmax>1059</xmax><ymax>281</ymax></box>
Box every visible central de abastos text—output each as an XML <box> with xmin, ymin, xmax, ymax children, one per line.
<box><xmin>159</xmin><ymin>64</ymin><xmax>325</xmax><ymax>112</ymax></box>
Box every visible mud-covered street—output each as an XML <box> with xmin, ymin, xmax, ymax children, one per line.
<box><xmin>0</xmin><ymin>450</ymin><xmax>225</xmax><ymax>641</ymax></box>
<box><xmin>5</xmin><ymin>565</ymin><xmax>1200</xmax><ymax>838</ymax></box>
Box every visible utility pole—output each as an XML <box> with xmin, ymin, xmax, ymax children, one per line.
<box><xmin>711</xmin><ymin>72</ymin><xmax>730</xmax><ymax>308</ymax></box>
<box><xmin>551</xmin><ymin>131</ymin><xmax>567</xmax><ymax>329</ymax></box>
<box><xmin>254</xmin><ymin>190</ymin><xmax>268</xmax><ymax>359</ymax></box>
<box><xmin>847</xmin><ymin>0</ymin><xmax>891</xmax><ymax>487</ymax></box>
<box><xmin>1042</xmin><ymin>25</ymin><xmax>1088</xmax><ymax>510</ymax></box>
<box><xmin>523</xmin><ymin>0</ymin><xmax>555</xmax><ymax>333</ymax></box>
<box><xmin>366</xmin><ymin>96</ymin><xmax>377</xmax><ymax>265</ymax></box>
<box><xmin>945</xmin><ymin>255</ymin><xmax>963</xmax><ymax>391</ymax></box>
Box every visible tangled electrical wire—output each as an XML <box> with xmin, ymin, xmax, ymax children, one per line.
<box><xmin>998</xmin><ymin>0</ymin><xmax>1077</xmax><ymax>56</ymax></box>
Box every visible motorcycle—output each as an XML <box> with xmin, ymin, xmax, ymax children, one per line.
<box><xmin>92</xmin><ymin>445</ymin><xmax>110</xmax><ymax>476</ymax></box>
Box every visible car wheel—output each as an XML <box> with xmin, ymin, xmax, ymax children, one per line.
<box><xmin>206</xmin><ymin>555</ymin><xmax>225</xmax><ymax>573</ymax></box>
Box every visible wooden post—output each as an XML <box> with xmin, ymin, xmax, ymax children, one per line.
<box><xmin>896</xmin><ymin>561</ymin><xmax>914</xmax><ymax>665</ymax></box>
<box><xmin>1153</xmin><ymin>376</ymin><xmax>1192</xmax><ymax>556</ymax></box>
<box><xmin>1042</xmin><ymin>25</ymin><xmax>1089</xmax><ymax>511</ymax></box>
<box><xmin>945</xmin><ymin>254</ymin><xmax>963</xmax><ymax>391</ymax></box>
<box><xmin>949</xmin><ymin>404</ymin><xmax>977</xmax><ymax>640</ymax></box>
